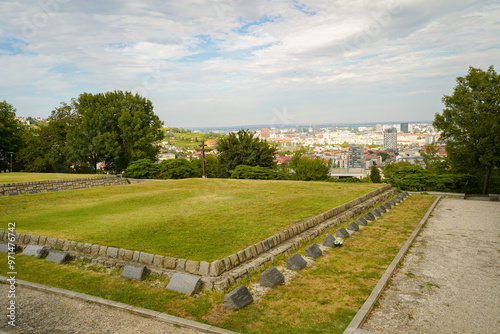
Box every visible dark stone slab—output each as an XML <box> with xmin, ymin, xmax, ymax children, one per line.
<box><xmin>121</xmin><ymin>264</ymin><xmax>147</xmax><ymax>281</ymax></box>
<box><xmin>347</xmin><ymin>221</ymin><xmax>359</xmax><ymax>231</ymax></box>
<box><xmin>305</xmin><ymin>244</ymin><xmax>322</xmax><ymax>259</ymax></box>
<box><xmin>403</xmin><ymin>191</ymin><xmax>409</xmax><ymax>197</ymax></box>
<box><xmin>377</xmin><ymin>205</ymin><xmax>386</xmax><ymax>213</ymax></box>
<box><xmin>223</xmin><ymin>285</ymin><xmax>254</xmax><ymax>309</ymax></box>
<box><xmin>22</xmin><ymin>245</ymin><xmax>47</xmax><ymax>259</ymax></box>
<box><xmin>166</xmin><ymin>273</ymin><xmax>202</xmax><ymax>295</ymax></box>
<box><xmin>356</xmin><ymin>217</ymin><xmax>368</xmax><ymax>226</ymax></box>
<box><xmin>45</xmin><ymin>250</ymin><xmax>70</xmax><ymax>264</ymax></box>
<box><xmin>372</xmin><ymin>209</ymin><xmax>381</xmax><ymax>217</ymax></box>
<box><xmin>259</xmin><ymin>266</ymin><xmax>285</xmax><ymax>287</ymax></box>
<box><xmin>322</xmin><ymin>234</ymin><xmax>336</xmax><ymax>247</ymax></box>
<box><xmin>336</xmin><ymin>227</ymin><xmax>350</xmax><ymax>239</ymax></box>
<box><xmin>383</xmin><ymin>203</ymin><xmax>392</xmax><ymax>210</ymax></box>
<box><xmin>286</xmin><ymin>253</ymin><xmax>307</xmax><ymax>271</ymax></box>
<box><xmin>365</xmin><ymin>212</ymin><xmax>376</xmax><ymax>221</ymax></box>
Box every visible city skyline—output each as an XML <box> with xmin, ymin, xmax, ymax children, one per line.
<box><xmin>1</xmin><ymin>1</ymin><xmax>499</xmax><ymax>127</ymax></box>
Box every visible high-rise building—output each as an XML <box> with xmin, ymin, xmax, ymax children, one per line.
<box><xmin>400</xmin><ymin>123</ymin><xmax>409</xmax><ymax>133</ymax></box>
<box><xmin>425</xmin><ymin>135</ymin><xmax>436</xmax><ymax>145</ymax></box>
<box><xmin>384</xmin><ymin>127</ymin><xmax>398</xmax><ymax>151</ymax></box>
<box><xmin>348</xmin><ymin>145</ymin><xmax>364</xmax><ymax>168</ymax></box>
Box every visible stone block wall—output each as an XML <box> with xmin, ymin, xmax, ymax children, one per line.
<box><xmin>0</xmin><ymin>176</ymin><xmax>129</xmax><ymax>196</ymax></box>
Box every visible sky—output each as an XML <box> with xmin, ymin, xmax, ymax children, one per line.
<box><xmin>1</xmin><ymin>0</ymin><xmax>499</xmax><ymax>128</ymax></box>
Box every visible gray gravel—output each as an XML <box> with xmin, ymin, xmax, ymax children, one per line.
<box><xmin>0</xmin><ymin>284</ymin><xmax>204</xmax><ymax>334</ymax></box>
<box><xmin>362</xmin><ymin>198</ymin><xmax>500</xmax><ymax>334</ymax></box>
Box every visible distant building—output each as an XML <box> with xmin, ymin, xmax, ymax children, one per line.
<box><xmin>158</xmin><ymin>153</ymin><xmax>176</xmax><ymax>161</ymax></box>
<box><xmin>400</xmin><ymin>123</ymin><xmax>409</xmax><ymax>133</ymax></box>
<box><xmin>375</xmin><ymin>124</ymin><xmax>382</xmax><ymax>132</ymax></box>
<box><xmin>260</xmin><ymin>128</ymin><xmax>270</xmax><ymax>139</ymax></box>
<box><xmin>348</xmin><ymin>145</ymin><xmax>364</xmax><ymax>168</ymax></box>
<box><xmin>425</xmin><ymin>135</ymin><xmax>436</xmax><ymax>145</ymax></box>
<box><xmin>384</xmin><ymin>127</ymin><xmax>398</xmax><ymax>152</ymax></box>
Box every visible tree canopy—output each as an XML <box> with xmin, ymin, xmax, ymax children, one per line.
<box><xmin>216</xmin><ymin>129</ymin><xmax>277</xmax><ymax>177</ymax></box>
<box><xmin>433</xmin><ymin>66</ymin><xmax>500</xmax><ymax>194</ymax></box>
<box><xmin>0</xmin><ymin>101</ymin><xmax>26</xmax><ymax>172</ymax></box>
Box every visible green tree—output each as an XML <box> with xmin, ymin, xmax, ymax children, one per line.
<box><xmin>191</xmin><ymin>155</ymin><xmax>223</xmax><ymax>178</ymax></box>
<box><xmin>288</xmin><ymin>153</ymin><xmax>331</xmax><ymax>181</ymax></box>
<box><xmin>67</xmin><ymin>91</ymin><xmax>164</xmax><ymax>173</ymax></box>
<box><xmin>17</xmin><ymin>104</ymin><xmax>73</xmax><ymax>173</ymax></box>
<box><xmin>0</xmin><ymin>101</ymin><xmax>26</xmax><ymax>171</ymax></box>
<box><xmin>370</xmin><ymin>166</ymin><xmax>381</xmax><ymax>183</ymax></box>
<box><xmin>216</xmin><ymin>129</ymin><xmax>277</xmax><ymax>177</ymax></box>
<box><xmin>434</xmin><ymin>66</ymin><xmax>500</xmax><ymax>194</ymax></box>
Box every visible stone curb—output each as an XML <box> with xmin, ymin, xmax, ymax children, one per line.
<box><xmin>0</xmin><ymin>276</ymin><xmax>239</xmax><ymax>334</ymax></box>
<box><xmin>343</xmin><ymin>195</ymin><xmax>441</xmax><ymax>334</ymax></box>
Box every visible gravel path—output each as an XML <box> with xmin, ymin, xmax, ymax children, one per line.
<box><xmin>362</xmin><ymin>198</ymin><xmax>500</xmax><ymax>334</ymax></box>
<box><xmin>0</xmin><ymin>285</ymin><xmax>205</xmax><ymax>334</ymax></box>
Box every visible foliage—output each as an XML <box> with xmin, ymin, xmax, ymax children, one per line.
<box><xmin>0</xmin><ymin>101</ymin><xmax>26</xmax><ymax>171</ymax></box>
<box><xmin>370</xmin><ymin>166</ymin><xmax>382</xmax><ymax>183</ymax></box>
<box><xmin>125</xmin><ymin>159</ymin><xmax>160</xmax><ymax>179</ymax></box>
<box><xmin>17</xmin><ymin>104</ymin><xmax>74</xmax><ymax>173</ymax></box>
<box><xmin>383</xmin><ymin>161</ymin><xmax>473</xmax><ymax>192</ymax></box>
<box><xmin>288</xmin><ymin>152</ymin><xmax>331</xmax><ymax>181</ymax></box>
<box><xmin>191</xmin><ymin>155</ymin><xmax>224</xmax><ymax>178</ymax></box>
<box><xmin>67</xmin><ymin>91</ymin><xmax>164</xmax><ymax>173</ymax></box>
<box><xmin>377</xmin><ymin>152</ymin><xmax>391</xmax><ymax>161</ymax></box>
<box><xmin>158</xmin><ymin>158</ymin><xmax>196</xmax><ymax>179</ymax></box>
<box><xmin>216</xmin><ymin>129</ymin><xmax>277</xmax><ymax>177</ymax></box>
<box><xmin>434</xmin><ymin>65</ymin><xmax>500</xmax><ymax>194</ymax></box>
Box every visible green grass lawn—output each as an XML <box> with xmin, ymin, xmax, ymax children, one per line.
<box><xmin>0</xmin><ymin>172</ymin><xmax>97</xmax><ymax>184</ymax></box>
<box><xmin>0</xmin><ymin>195</ymin><xmax>436</xmax><ymax>333</ymax></box>
<box><xmin>0</xmin><ymin>179</ymin><xmax>381</xmax><ymax>261</ymax></box>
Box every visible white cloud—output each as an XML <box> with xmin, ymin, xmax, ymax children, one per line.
<box><xmin>0</xmin><ymin>0</ymin><xmax>498</xmax><ymax>126</ymax></box>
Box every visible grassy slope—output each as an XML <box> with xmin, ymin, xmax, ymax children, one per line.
<box><xmin>0</xmin><ymin>195</ymin><xmax>436</xmax><ymax>333</ymax></box>
<box><xmin>0</xmin><ymin>179</ymin><xmax>381</xmax><ymax>261</ymax></box>
<box><xmin>0</xmin><ymin>173</ymin><xmax>97</xmax><ymax>184</ymax></box>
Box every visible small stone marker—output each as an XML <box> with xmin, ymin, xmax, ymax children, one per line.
<box><xmin>347</xmin><ymin>221</ymin><xmax>359</xmax><ymax>231</ymax></box>
<box><xmin>286</xmin><ymin>253</ymin><xmax>307</xmax><ymax>271</ymax></box>
<box><xmin>336</xmin><ymin>227</ymin><xmax>350</xmax><ymax>239</ymax></box>
<box><xmin>259</xmin><ymin>266</ymin><xmax>285</xmax><ymax>287</ymax></box>
<box><xmin>224</xmin><ymin>285</ymin><xmax>254</xmax><ymax>309</ymax></box>
<box><xmin>365</xmin><ymin>212</ymin><xmax>376</xmax><ymax>221</ymax></box>
<box><xmin>377</xmin><ymin>205</ymin><xmax>386</xmax><ymax>213</ymax></box>
<box><xmin>322</xmin><ymin>234</ymin><xmax>336</xmax><ymax>248</ymax></box>
<box><xmin>45</xmin><ymin>250</ymin><xmax>70</xmax><ymax>264</ymax></box>
<box><xmin>166</xmin><ymin>273</ymin><xmax>202</xmax><ymax>296</ymax></box>
<box><xmin>383</xmin><ymin>203</ymin><xmax>392</xmax><ymax>210</ymax></box>
<box><xmin>121</xmin><ymin>264</ymin><xmax>147</xmax><ymax>281</ymax></box>
<box><xmin>356</xmin><ymin>217</ymin><xmax>368</xmax><ymax>226</ymax></box>
<box><xmin>403</xmin><ymin>191</ymin><xmax>409</xmax><ymax>197</ymax></box>
<box><xmin>372</xmin><ymin>208</ymin><xmax>381</xmax><ymax>217</ymax></box>
<box><xmin>305</xmin><ymin>243</ymin><xmax>322</xmax><ymax>259</ymax></box>
<box><xmin>22</xmin><ymin>245</ymin><xmax>47</xmax><ymax>259</ymax></box>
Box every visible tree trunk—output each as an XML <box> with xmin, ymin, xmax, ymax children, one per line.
<box><xmin>482</xmin><ymin>167</ymin><xmax>491</xmax><ymax>195</ymax></box>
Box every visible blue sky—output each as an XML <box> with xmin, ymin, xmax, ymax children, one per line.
<box><xmin>1</xmin><ymin>0</ymin><xmax>499</xmax><ymax>128</ymax></box>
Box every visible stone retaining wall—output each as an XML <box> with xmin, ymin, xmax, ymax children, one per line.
<box><xmin>0</xmin><ymin>176</ymin><xmax>129</xmax><ymax>196</ymax></box>
<box><xmin>1</xmin><ymin>185</ymin><xmax>398</xmax><ymax>290</ymax></box>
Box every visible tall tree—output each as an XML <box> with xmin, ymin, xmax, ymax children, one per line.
<box><xmin>0</xmin><ymin>101</ymin><xmax>26</xmax><ymax>172</ymax></box>
<box><xmin>67</xmin><ymin>91</ymin><xmax>164</xmax><ymax>173</ymax></box>
<box><xmin>17</xmin><ymin>104</ymin><xmax>73</xmax><ymax>172</ymax></box>
<box><xmin>434</xmin><ymin>66</ymin><xmax>500</xmax><ymax>194</ymax></box>
<box><xmin>370</xmin><ymin>165</ymin><xmax>381</xmax><ymax>183</ymax></box>
<box><xmin>216</xmin><ymin>129</ymin><xmax>277</xmax><ymax>177</ymax></box>
<box><xmin>288</xmin><ymin>153</ymin><xmax>331</xmax><ymax>181</ymax></box>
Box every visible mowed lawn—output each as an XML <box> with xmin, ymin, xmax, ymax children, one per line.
<box><xmin>0</xmin><ymin>178</ymin><xmax>382</xmax><ymax>261</ymax></box>
<box><xmin>0</xmin><ymin>172</ymin><xmax>97</xmax><ymax>184</ymax></box>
